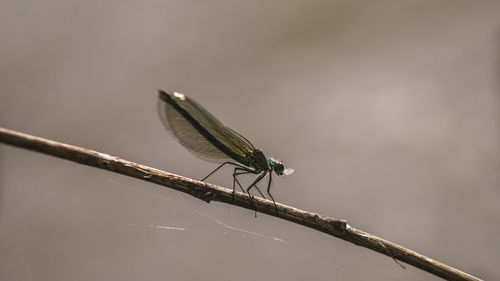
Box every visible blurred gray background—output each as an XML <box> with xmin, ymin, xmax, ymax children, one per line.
<box><xmin>1</xmin><ymin>1</ymin><xmax>499</xmax><ymax>280</ymax></box>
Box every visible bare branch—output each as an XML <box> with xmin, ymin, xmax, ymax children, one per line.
<box><xmin>0</xmin><ymin>127</ymin><xmax>481</xmax><ymax>281</ymax></box>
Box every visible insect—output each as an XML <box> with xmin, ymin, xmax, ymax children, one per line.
<box><xmin>157</xmin><ymin>90</ymin><xmax>293</xmax><ymax>211</ymax></box>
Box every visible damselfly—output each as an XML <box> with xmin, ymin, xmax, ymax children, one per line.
<box><xmin>157</xmin><ymin>90</ymin><xmax>293</xmax><ymax>210</ymax></box>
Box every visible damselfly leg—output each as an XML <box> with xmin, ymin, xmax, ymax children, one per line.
<box><xmin>247</xmin><ymin>172</ymin><xmax>278</xmax><ymax>214</ymax></box>
<box><xmin>202</xmin><ymin>161</ymin><xmax>267</xmax><ymax>198</ymax></box>
<box><xmin>234</xmin><ymin>167</ymin><xmax>266</xmax><ymax>199</ymax></box>
<box><xmin>201</xmin><ymin>162</ymin><xmax>268</xmax><ymax>216</ymax></box>
<box><xmin>201</xmin><ymin>162</ymin><xmax>246</xmax><ymax>182</ymax></box>
<box><xmin>266</xmin><ymin>173</ymin><xmax>278</xmax><ymax>214</ymax></box>
<box><xmin>232</xmin><ymin>168</ymin><xmax>247</xmax><ymax>195</ymax></box>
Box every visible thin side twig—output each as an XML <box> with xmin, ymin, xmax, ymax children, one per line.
<box><xmin>0</xmin><ymin>127</ymin><xmax>482</xmax><ymax>281</ymax></box>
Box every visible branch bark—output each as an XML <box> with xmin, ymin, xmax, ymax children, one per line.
<box><xmin>0</xmin><ymin>127</ymin><xmax>481</xmax><ymax>281</ymax></box>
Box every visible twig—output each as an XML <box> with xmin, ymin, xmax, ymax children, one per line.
<box><xmin>0</xmin><ymin>127</ymin><xmax>482</xmax><ymax>281</ymax></box>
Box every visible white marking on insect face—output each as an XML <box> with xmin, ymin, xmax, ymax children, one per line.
<box><xmin>283</xmin><ymin>168</ymin><xmax>295</xmax><ymax>175</ymax></box>
<box><xmin>173</xmin><ymin>92</ymin><xmax>186</xmax><ymax>100</ymax></box>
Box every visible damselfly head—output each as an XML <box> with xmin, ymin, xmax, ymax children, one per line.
<box><xmin>269</xmin><ymin>158</ymin><xmax>294</xmax><ymax>176</ymax></box>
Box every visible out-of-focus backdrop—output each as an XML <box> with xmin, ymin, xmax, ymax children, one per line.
<box><xmin>1</xmin><ymin>1</ymin><xmax>499</xmax><ymax>280</ymax></box>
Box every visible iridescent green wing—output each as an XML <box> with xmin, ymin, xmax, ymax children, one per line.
<box><xmin>158</xmin><ymin>91</ymin><xmax>255</xmax><ymax>166</ymax></box>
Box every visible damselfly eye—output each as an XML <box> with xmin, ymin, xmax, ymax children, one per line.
<box><xmin>274</xmin><ymin>163</ymin><xmax>285</xmax><ymax>175</ymax></box>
